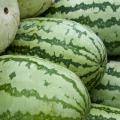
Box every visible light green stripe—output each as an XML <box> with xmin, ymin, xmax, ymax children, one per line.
<box><xmin>0</xmin><ymin>83</ymin><xmax>83</xmax><ymax>114</ymax></box>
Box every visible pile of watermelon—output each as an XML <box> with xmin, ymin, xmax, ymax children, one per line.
<box><xmin>0</xmin><ymin>0</ymin><xmax>120</xmax><ymax>120</ymax></box>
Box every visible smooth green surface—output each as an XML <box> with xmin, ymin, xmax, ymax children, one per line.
<box><xmin>18</xmin><ymin>0</ymin><xmax>52</xmax><ymax>18</ymax></box>
<box><xmin>0</xmin><ymin>0</ymin><xmax>20</xmax><ymax>53</ymax></box>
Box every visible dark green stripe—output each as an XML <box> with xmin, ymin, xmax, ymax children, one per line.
<box><xmin>0</xmin><ymin>57</ymin><xmax>87</xmax><ymax>112</ymax></box>
<box><xmin>91</xmin><ymin>71</ymin><xmax>104</xmax><ymax>88</ymax></box>
<box><xmin>89</xmin><ymin>37</ymin><xmax>102</xmax><ymax>61</ymax></box>
<box><xmin>22</xmin><ymin>18</ymin><xmax>64</xmax><ymax>25</ymax></box>
<box><xmin>107</xmin><ymin>67</ymin><xmax>120</xmax><ymax>78</ymax></box>
<box><xmin>19</xmin><ymin>18</ymin><xmax>100</xmax><ymax>62</ymax></box>
<box><xmin>86</xmin><ymin>73</ymin><xmax>99</xmax><ymax>88</ymax></box>
<box><xmin>104</xmin><ymin>40</ymin><xmax>120</xmax><ymax>54</ymax></box>
<box><xmin>44</xmin><ymin>67</ymin><xmax>88</xmax><ymax>113</ymax></box>
<box><xmin>54</xmin><ymin>0</ymin><xmax>61</xmax><ymax>3</ymax></box>
<box><xmin>21</xmin><ymin>22</ymin><xmax>53</xmax><ymax>33</ymax></box>
<box><xmin>102</xmin><ymin>53</ymin><xmax>107</xmax><ymax>70</ymax></box>
<box><xmin>65</xmin><ymin>21</ymin><xmax>88</xmax><ymax>38</ymax></box>
<box><xmin>80</xmin><ymin>67</ymin><xmax>99</xmax><ymax>79</ymax></box>
<box><xmin>91</xmin><ymin>98</ymin><xmax>104</xmax><ymax>104</ymax></box>
<box><xmin>86</xmin><ymin>73</ymin><xmax>99</xmax><ymax>91</ymax></box>
<box><xmin>6</xmin><ymin>45</ymin><xmax>97</xmax><ymax>69</ymax></box>
<box><xmin>87</xmin><ymin>114</ymin><xmax>116</xmax><ymax>120</ymax></box>
<box><xmin>95</xmin><ymin>37</ymin><xmax>107</xmax><ymax>64</ymax></box>
<box><xmin>48</xmin><ymin>1</ymin><xmax>120</xmax><ymax>13</ymax></box>
<box><xmin>44</xmin><ymin>2</ymin><xmax>120</xmax><ymax>28</ymax></box>
<box><xmin>91</xmin><ymin>105</ymin><xmax>120</xmax><ymax>114</ymax></box>
<box><xmin>86</xmin><ymin>70</ymin><xmax>104</xmax><ymax>90</ymax></box>
<box><xmin>73</xmin><ymin>17</ymin><xmax>120</xmax><ymax>29</ymax></box>
<box><xmin>57</xmin><ymin>72</ymin><xmax>88</xmax><ymax>112</ymax></box>
<box><xmin>81</xmin><ymin>67</ymin><xmax>102</xmax><ymax>91</ymax></box>
<box><xmin>0</xmin><ymin>110</ymin><xmax>79</xmax><ymax>120</ymax></box>
<box><xmin>89</xmin><ymin>36</ymin><xmax>106</xmax><ymax>81</ymax></box>
<box><xmin>14</xmin><ymin>33</ymin><xmax>99</xmax><ymax>63</ymax></box>
<box><xmin>9</xmin><ymin>72</ymin><xmax>16</xmax><ymax>80</ymax></box>
<box><xmin>95</xmin><ymin>81</ymin><xmax>120</xmax><ymax>92</ymax></box>
<box><xmin>0</xmin><ymin>83</ymin><xmax>83</xmax><ymax>115</ymax></box>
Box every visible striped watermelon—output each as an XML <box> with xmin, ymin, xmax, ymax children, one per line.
<box><xmin>18</xmin><ymin>0</ymin><xmax>52</xmax><ymax>18</ymax></box>
<box><xmin>0</xmin><ymin>0</ymin><xmax>20</xmax><ymax>53</ymax></box>
<box><xmin>5</xmin><ymin>18</ymin><xmax>107</xmax><ymax>91</ymax></box>
<box><xmin>91</xmin><ymin>61</ymin><xmax>120</xmax><ymax>109</ymax></box>
<box><xmin>87</xmin><ymin>104</ymin><xmax>120</xmax><ymax>120</ymax></box>
<box><xmin>43</xmin><ymin>0</ymin><xmax>120</xmax><ymax>56</ymax></box>
<box><xmin>0</xmin><ymin>55</ymin><xmax>90</xmax><ymax>120</ymax></box>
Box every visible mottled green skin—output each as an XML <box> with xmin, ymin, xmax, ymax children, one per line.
<box><xmin>87</xmin><ymin>104</ymin><xmax>120</xmax><ymax>120</ymax></box>
<box><xmin>91</xmin><ymin>61</ymin><xmax>120</xmax><ymax>109</ymax></box>
<box><xmin>0</xmin><ymin>55</ymin><xmax>90</xmax><ymax>120</ymax></box>
<box><xmin>5</xmin><ymin>18</ymin><xmax>107</xmax><ymax>91</ymax></box>
<box><xmin>43</xmin><ymin>0</ymin><xmax>120</xmax><ymax>56</ymax></box>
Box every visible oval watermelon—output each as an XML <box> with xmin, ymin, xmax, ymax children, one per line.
<box><xmin>0</xmin><ymin>0</ymin><xmax>20</xmax><ymax>53</ymax></box>
<box><xmin>43</xmin><ymin>0</ymin><xmax>120</xmax><ymax>56</ymax></box>
<box><xmin>5</xmin><ymin>17</ymin><xmax>107</xmax><ymax>91</ymax></box>
<box><xmin>0</xmin><ymin>55</ymin><xmax>90</xmax><ymax>120</ymax></box>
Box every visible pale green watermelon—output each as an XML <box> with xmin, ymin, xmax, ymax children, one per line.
<box><xmin>5</xmin><ymin>18</ymin><xmax>107</xmax><ymax>91</ymax></box>
<box><xmin>0</xmin><ymin>0</ymin><xmax>20</xmax><ymax>53</ymax></box>
<box><xmin>18</xmin><ymin>0</ymin><xmax>52</xmax><ymax>18</ymax></box>
<box><xmin>44</xmin><ymin>0</ymin><xmax>120</xmax><ymax>56</ymax></box>
<box><xmin>0</xmin><ymin>55</ymin><xmax>90</xmax><ymax>120</ymax></box>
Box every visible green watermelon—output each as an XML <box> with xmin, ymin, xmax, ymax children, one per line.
<box><xmin>43</xmin><ymin>0</ymin><xmax>120</xmax><ymax>56</ymax></box>
<box><xmin>87</xmin><ymin>104</ymin><xmax>120</xmax><ymax>120</ymax></box>
<box><xmin>0</xmin><ymin>55</ymin><xmax>90</xmax><ymax>120</ymax></box>
<box><xmin>0</xmin><ymin>0</ymin><xmax>20</xmax><ymax>53</ymax></box>
<box><xmin>18</xmin><ymin>0</ymin><xmax>52</xmax><ymax>18</ymax></box>
<box><xmin>5</xmin><ymin>18</ymin><xmax>107</xmax><ymax>91</ymax></box>
<box><xmin>91</xmin><ymin>61</ymin><xmax>120</xmax><ymax>109</ymax></box>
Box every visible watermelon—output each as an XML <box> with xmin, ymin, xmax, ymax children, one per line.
<box><xmin>5</xmin><ymin>18</ymin><xmax>107</xmax><ymax>91</ymax></box>
<box><xmin>43</xmin><ymin>0</ymin><xmax>120</xmax><ymax>56</ymax></box>
<box><xmin>87</xmin><ymin>104</ymin><xmax>120</xmax><ymax>120</ymax></box>
<box><xmin>0</xmin><ymin>55</ymin><xmax>90</xmax><ymax>120</ymax></box>
<box><xmin>0</xmin><ymin>0</ymin><xmax>20</xmax><ymax>53</ymax></box>
<box><xmin>18</xmin><ymin>0</ymin><xmax>52</xmax><ymax>18</ymax></box>
<box><xmin>91</xmin><ymin>61</ymin><xmax>120</xmax><ymax>109</ymax></box>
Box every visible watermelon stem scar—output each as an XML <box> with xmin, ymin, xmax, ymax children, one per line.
<box><xmin>4</xmin><ymin>7</ymin><xmax>9</xmax><ymax>14</ymax></box>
